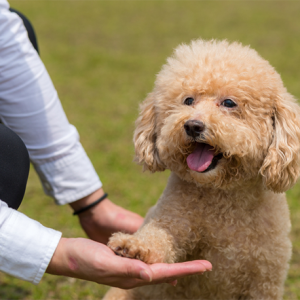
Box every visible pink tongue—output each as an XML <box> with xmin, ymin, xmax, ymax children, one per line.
<box><xmin>187</xmin><ymin>143</ymin><xmax>215</xmax><ymax>172</ymax></box>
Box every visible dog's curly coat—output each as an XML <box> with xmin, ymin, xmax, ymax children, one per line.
<box><xmin>104</xmin><ymin>39</ymin><xmax>300</xmax><ymax>300</ymax></box>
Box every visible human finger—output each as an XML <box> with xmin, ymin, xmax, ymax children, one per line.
<box><xmin>149</xmin><ymin>260</ymin><xmax>212</xmax><ymax>282</ymax></box>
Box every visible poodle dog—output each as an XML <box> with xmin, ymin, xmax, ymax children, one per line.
<box><xmin>104</xmin><ymin>39</ymin><xmax>300</xmax><ymax>300</ymax></box>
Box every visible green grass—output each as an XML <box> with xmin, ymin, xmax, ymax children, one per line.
<box><xmin>1</xmin><ymin>0</ymin><xmax>300</xmax><ymax>299</ymax></box>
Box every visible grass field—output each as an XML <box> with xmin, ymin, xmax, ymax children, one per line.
<box><xmin>1</xmin><ymin>1</ymin><xmax>300</xmax><ymax>299</ymax></box>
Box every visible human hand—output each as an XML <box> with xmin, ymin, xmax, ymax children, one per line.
<box><xmin>46</xmin><ymin>237</ymin><xmax>212</xmax><ymax>289</ymax></box>
<box><xmin>70</xmin><ymin>189</ymin><xmax>144</xmax><ymax>244</ymax></box>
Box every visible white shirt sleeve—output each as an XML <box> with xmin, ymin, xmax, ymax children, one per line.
<box><xmin>0</xmin><ymin>200</ymin><xmax>62</xmax><ymax>284</ymax></box>
<box><xmin>0</xmin><ymin>0</ymin><xmax>101</xmax><ymax>284</ymax></box>
<box><xmin>0</xmin><ymin>1</ymin><xmax>102</xmax><ymax>204</ymax></box>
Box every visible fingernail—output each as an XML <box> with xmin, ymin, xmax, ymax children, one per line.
<box><xmin>200</xmin><ymin>261</ymin><xmax>212</xmax><ymax>271</ymax></box>
<box><xmin>140</xmin><ymin>270</ymin><xmax>152</xmax><ymax>282</ymax></box>
<box><xmin>169</xmin><ymin>280</ymin><xmax>177</xmax><ymax>287</ymax></box>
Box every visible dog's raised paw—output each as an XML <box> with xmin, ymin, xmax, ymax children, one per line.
<box><xmin>108</xmin><ymin>232</ymin><xmax>153</xmax><ymax>263</ymax></box>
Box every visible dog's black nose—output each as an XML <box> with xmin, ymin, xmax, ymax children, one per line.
<box><xmin>184</xmin><ymin>120</ymin><xmax>205</xmax><ymax>138</ymax></box>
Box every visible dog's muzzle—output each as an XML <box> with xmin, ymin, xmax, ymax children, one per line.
<box><xmin>184</xmin><ymin>120</ymin><xmax>205</xmax><ymax>138</ymax></box>
<box><xmin>184</xmin><ymin>120</ymin><xmax>223</xmax><ymax>173</ymax></box>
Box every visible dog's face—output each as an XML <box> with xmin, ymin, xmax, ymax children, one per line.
<box><xmin>134</xmin><ymin>40</ymin><xmax>300</xmax><ymax>192</ymax></box>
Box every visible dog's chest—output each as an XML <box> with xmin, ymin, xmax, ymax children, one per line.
<box><xmin>180</xmin><ymin>189</ymin><xmax>288</xmax><ymax>258</ymax></box>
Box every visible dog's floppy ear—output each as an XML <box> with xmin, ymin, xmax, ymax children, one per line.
<box><xmin>133</xmin><ymin>92</ymin><xmax>165</xmax><ymax>172</ymax></box>
<box><xmin>260</xmin><ymin>93</ymin><xmax>300</xmax><ymax>193</ymax></box>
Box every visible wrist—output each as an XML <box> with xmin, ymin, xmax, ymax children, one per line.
<box><xmin>46</xmin><ymin>238</ymin><xmax>86</xmax><ymax>278</ymax></box>
<box><xmin>73</xmin><ymin>193</ymin><xmax>108</xmax><ymax>215</ymax></box>
<box><xmin>46</xmin><ymin>237</ymin><xmax>69</xmax><ymax>276</ymax></box>
<box><xmin>69</xmin><ymin>188</ymin><xmax>106</xmax><ymax>215</ymax></box>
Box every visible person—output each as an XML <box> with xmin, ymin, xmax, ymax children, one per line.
<box><xmin>0</xmin><ymin>0</ymin><xmax>212</xmax><ymax>289</ymax></box>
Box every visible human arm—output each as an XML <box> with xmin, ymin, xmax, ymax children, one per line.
<box><xmin>0</xmin><ymin>3</ymin><xmax>141</xmax><ymax>243</ymax></box>
<box><xmin>46</xmin><ymin>237</ymin><xmax>212</xmax><ymax>289</ymax></box>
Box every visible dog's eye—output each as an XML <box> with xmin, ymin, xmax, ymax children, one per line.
<box><xmin>221</xmin><ymin>99</ymin><xmax>237</xmax><ymax>108</ymax></box>
<box><xmin>184</xmin><ymin>97</ymin><xmax>194</xmax><ymax>106</ymax></box>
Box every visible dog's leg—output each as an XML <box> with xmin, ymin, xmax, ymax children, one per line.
<box><xmin>108</xmin><ymin>203</ymin><xmax>200</xmax><ymax>265</ymax></box>
<box><xmin>108</xmin><ymin>174</ymin><xmax>205</xmax><ymax>264</ymax></box>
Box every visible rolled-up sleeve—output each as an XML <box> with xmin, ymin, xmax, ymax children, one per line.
<box><xmin>0</xmin><ymin>0</ymin><xmax>102</xmax><ymax>205</ymax></box>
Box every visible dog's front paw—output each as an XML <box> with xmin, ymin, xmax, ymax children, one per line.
<box><xmin>108</xmin><ymin>232</ymin><xmax>159</xmax><ymax>263</ymax></box>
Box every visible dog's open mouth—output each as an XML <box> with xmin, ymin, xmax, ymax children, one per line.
<box><xmin>187</xmin><ymin>143</ymin><xmax>223</xmax><ymax>173</ymax></box>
